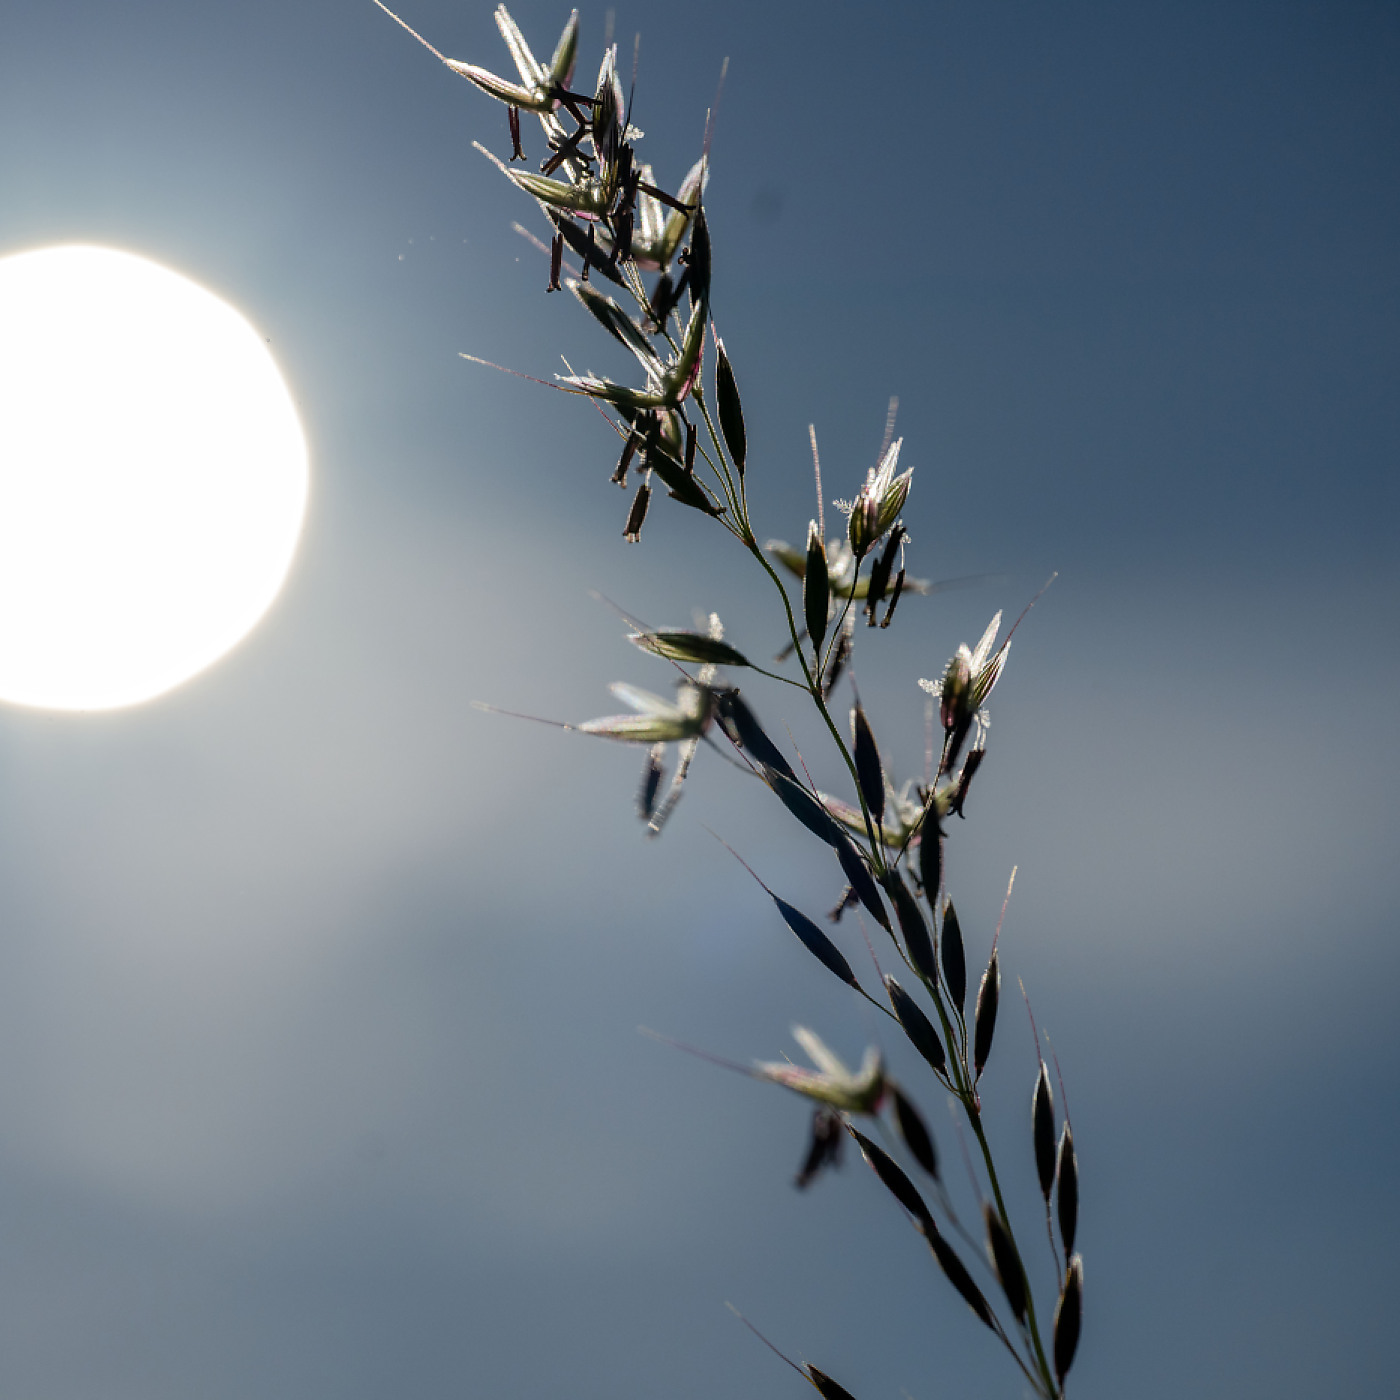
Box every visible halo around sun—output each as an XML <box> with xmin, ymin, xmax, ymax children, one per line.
<box><xmin>0</xmin><ymin>244</ymin><xmax>309</xmax><ymax>712</ymax></box>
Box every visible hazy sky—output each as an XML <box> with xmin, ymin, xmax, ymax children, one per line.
<box><xmin>0</xmin><ymin>2</ymin><xmax>1396</xmax><ymax>1397</ymax></box>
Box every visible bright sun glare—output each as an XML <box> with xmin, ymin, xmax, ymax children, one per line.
<box><xmin>0</xmin><ymin>245</ymin><xmax>308</xmax><ymax>711</ymax></box>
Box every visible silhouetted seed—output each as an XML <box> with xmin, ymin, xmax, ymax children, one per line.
<box><xmin>983</xmin><ymin>1203</ymin><xmax>1028</xmax><ymax>1323</ymax></box>
<box><xmin>848</xmin><ymin>1126</ymin><xmax>933</xmax><ymax>1233</ymax></box>
<box><xmin>765</xmin><ymin>767</ymin><xmax>847</xmax><ymax>848</ymax></box>
<box><xmin>715</xmin><ymin>337</ymin><xmax>747</xmax><ymax>476</ymax></box>
<box><xmin>851</xmin><ymin>704</ymin><xmax>886</xmax><ymax>827</ymax></box>
<box><xmin>835</xmin><ymin>836</ymin><xmax>890</xmax><ymax>931</ymax></box>
<box><xmin>645</xmin><ymin>442</ymin><xmax>724</xmax><ymax>514</ymax></box>
<box><xmin>822</xmin><ymin>622</ymin><xmax>852</xmax><ymax>699</ymax></box>
<box><xmin>1054</xmin><ymin>1256</ymin><xmax>1083</xmax><ymax>1383</ymax></box>
<box><xmin>952</xmin><ymin>748</ymin><xmax>985</xmax><ymax>818</ymax></box>
<box><xmin>917</xmin><ymin>812</ymin><xmax>943</xmax><ymax>902</ymax></box>
<box><xmin>805</xmin><ymin>1366</ymin><xmax>859</xmax><ymax>1400</ymax></box>
<box><xmin>581</xmin><ymin>223</ymin><xmax>594</xmax><ymax>281</ymax></box>
<box><xmin>885</xmin><ymin>976</ymin><xmax>947</xmax><ymax>1076</ymax></box>
<box><xmin>827</xmin><ymin>884</ymin><xmax>859</xmax><ymax>923</ymax></box>
<box><xmin>973</xmin><ymin>949</ymin><xmax>1000</xmax><ymax>1079</ymax></box>
<box><xmin>686</xmin><ymin>207</ymin><xmax>711</xmax><ymax>302</ymax></box>
<box><xmin>622</xmin><ymin>480</ymin><xmax>650</xmax><ymax>542</ymax></box>
<box><xmin>547</xmin><ymin>232</ymin><xmax>564</xmax><ymax>292</ymax></box>
<box><xmin>803</xmin><ymin>524</ymin><xmax>829</xmax><ymax>654</ymax></box>
<box><xmin>716</xmin><ymin>691</ymin><xmax>797</xmax><ymax>781</ymax></box>
<box><xmin>926</xmin><ymin>1223</ymin><xmax>997</xmax><ymax>1330</ymax></box>
<box><xmin>1033</xmin><ymin>1063</ymin><xmax>1056</xmax><ymax>1201</ymax></box>
<box><xmin>507</xmin><ymin>104</ymin><xmax>525</xmax><ymax>161</ymax></box>
<box><xmin>864</xmin><ymin>527</ymin><xmax>901</xmax><ymax>625</ymax></box>
<box><xmin>879</xmin><ymin>567</ymin><xmax>905</xmax><ymax>628</ymax></box>
<box><xmin>611</xmin><ymin>203</ymin><xmax>633</xmax><ymax>264</ymax></box>
<box><xmin>773</xmin><ymin>894</ymin><xmax>858</xmax><ymax>989</ymax></box>
<box><xmin>884</xmin><ymin>873</ymin><xmax>935</xmax><ymax>984</ymax></box>
<box><xmin>637</xmin><ymin>743</ymin><xmax>664</xmax><ymax>820</ymax></box>
<box><xmin>794</xmin><ymin>1106</ymin><xmax>844</xmax><ymax>1189</ymax></box>
<box><xmin>863</xmin><ymin>554</ymin><xmax>890</xmax><ymax>627</ymax></box>
<box><xmin>941</xmin><ymin>899</ymin><xmax>967</xmax><ymax>1010</ymax></box>
<box><xmin>891</xmin><ymin>1085</ymin><xmax>939</xmax><ymax>1180</ymax></box>
<box><xmin>612</xmin><ymin>427</ymin><xmax>640</xmax><ymax>485</ymax></box>
<box><xmin>684</xmin><ymin>420</ymin><xmax>697</xmax><ymax>474</ymax></box>
<box><xmin>1057</xmin><ymin>1125</ymin><xmax>1079</xmax><ymax>1259</ymax></box>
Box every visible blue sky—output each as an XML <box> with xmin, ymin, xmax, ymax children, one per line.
<box><xmin>0</xmin><ymin>1</ymin><xmax>1397</xmax><ymax>1396</ymax></box>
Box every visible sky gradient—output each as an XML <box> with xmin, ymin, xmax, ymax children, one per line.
<box><xmin>0</xmin><ymin>2</ymin><xmax>1397</xmax><ymax>1396</ymax></box>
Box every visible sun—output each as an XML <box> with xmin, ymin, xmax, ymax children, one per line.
<box><xmin>0</xmin><ymin>245</ymin><xmax>308</xmax><ymax>711</ymax></box>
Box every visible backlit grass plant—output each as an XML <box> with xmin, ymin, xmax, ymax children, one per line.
<box><xmin>379</xmin><ymin>5</ymin><xmax>1083</xmax><ymax>1394</ymax></box>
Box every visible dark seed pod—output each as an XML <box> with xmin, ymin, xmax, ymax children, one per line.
<box><xmin>1054</xmin><ymin>1255</ymin><xmax>1083</xmax><ymax>1383</ymax></box>
<box><xmin>686</xmin><ymin>206</ymin><xmax>711</xmax><ymax>302</ymax></box>
<box><xmin>879</xmin><ymin>567</ymin><xmax>905</xmax><ymax>628</ymax></box>
<box><xmin>637</xmin><ymin>743</ymin><xmax>665</xmax><ymax>821</ymax></box>
<box><xmin>884</xmin><ymin>976</ymin><xmax>947</xmax><ymax>1077</ymax></box>
<box><xmin>684</xmin><ymin>419</ymin><xmax>697</xmax><ymax>473</ymax></box>
<box><xmin>848</xmin><ymin>1127</ymin><xmax>933</xmax><ymax>1233</ymax></box>
<box><xmin>941</xmin><ymin>899</ymin><xmax>967</xmax><ymax>1010</ymax></box>
<box><xmin>851</xmin><ymin>704</ymin><xmax>886</xmax><ymax>827</ymax></box>
<box><xmin>822</xmin><ymin>622</ymin><xmax>852</xmax><ymax>699</ymax></box>
<box><xmin>772</xmin><ymin>894</ymin><xmax>858</xmax><ymax>989</ymax></box>
<box><xmin>764</xmin><ymin>767</ymin><xmax>846</xmax><ymax>848</ymax></box>
<box><xmin>864</xmin><ymin>526</ymin><xmax>902</xmax><ymax>626</ymax></box>
<box><xmin>926</xmin><ymin>1222</ymin><xmax>997</xmax><ymax>1331</ymax></box>
<box><xmin>983</xmin><ymin>1203</ymin><xmax>1028</xmax><ymax>1323</ymax></box>
<box><xmin>1057</xmin><ymin>1124</ymin><xmax>1079</xmax><ymax>1259</ymax></box>
<box><xmin>835</xmin><ymin>836</ymin><xmax>891</xmax><ymax>932</ymax></box>
<box><xmin>794</xmin><ymin>1106</ymin><xmax>844</xmax><ymax>1190</ymax></box>
<box><xmin>714</xmin><ymin>336</ymin><xmax>746</xmax><ymax>476</ymax></box>
<box><xmin>622</xmin><ymin>480</ymin><xmax>650</xmax><ymax>542</ymax></box>
<box><xmin>884</xmin><ymin>873</ymin><xmax>935</xmax><ymax>984</ymax></box>
<box><xmin>864</xmin><ymin>548</ymin><xmax>892</xmax><ymax>625</ymax></box>
<box><xmin>805</xmin><ymin>1365</ymin><xmax>859</xmax><ymax>1400</ymax></box>
<box><xmin>891</xmin><ymin>1084</ymin><xmax>939</xmax><ymax>1180</ymax></box>
<box><xmin>952</xmin><ymin>748</ymin><xmax>985</xmax><ymax>818</ymax></box>
<box><xmin>507</xmin><ymin>103</ymin><xmax>524</xmax><ymax>161</ymax></box>
<box><xmin>1033</xmin><ymin>1063</ymin><xmax>1056</xmax><ymax>1201</ymax></box>
<box><xmin>973</xmin><ymin>949</ymin><xmax>1000</xmax><ymax>1079</ymax></box>
<box><xmin>716</xmin><ymin>691</ymin><xmax>797</xmax><ymax>782</ymax></box>
<box><xmin>917</xmin><ymin>811</ymin><xmax>943</xmax><ymax>901</ymax></box>
<box><xmin>804</xmin><ymin>524</ymin><xmax>830</xmax><ymax>654</ymax></box>
<box><xmin>645</xmin><ymin>442</ymin><xmax>724</xmax><ymax>514</ymax></box>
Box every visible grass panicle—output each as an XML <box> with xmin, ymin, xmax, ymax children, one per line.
<box><xmin>383</xmin><ymin>5</ymin><xmax>1082</xmax><ymax>1395</ymax></box>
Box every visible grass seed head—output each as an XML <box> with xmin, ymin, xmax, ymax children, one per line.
<box><xmin>973</xmin><ymin>947</ymin><xmax>1000</xmax><ymax>1080</ymax></box>
<box><xmin>1055</xmin><ymin>1255</ymin><xmax>1084</xmax><ymax>1383</ymax></box>
<box><xmin>891</xmin><ymin>1084</ymin><xmax>939</xmax><ymax>1180</ymax></box>
<box><xmin>1033</xmin><ymin>1062</ymin><xmax>1056</xmax><ymax>1200</ymax></box>
<box><xmin>983</xmin><ymin>1203</ymin><xmax>1029</xmax><ymax>1323</ymax></box>
<box><xmin>941</xmin><ymin>898</ymin><xmax>967</xmax><ymax>1010</ymax></box>
<box><xmin>1057</xmin><ymin>1124</ymin><xmax>1079</xmax><ymax>1259</ymax></box>
<box><xmin>884</xmin><ymin>976</ymin><xmax>947</xmax><ymax>1077</ymax></box>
